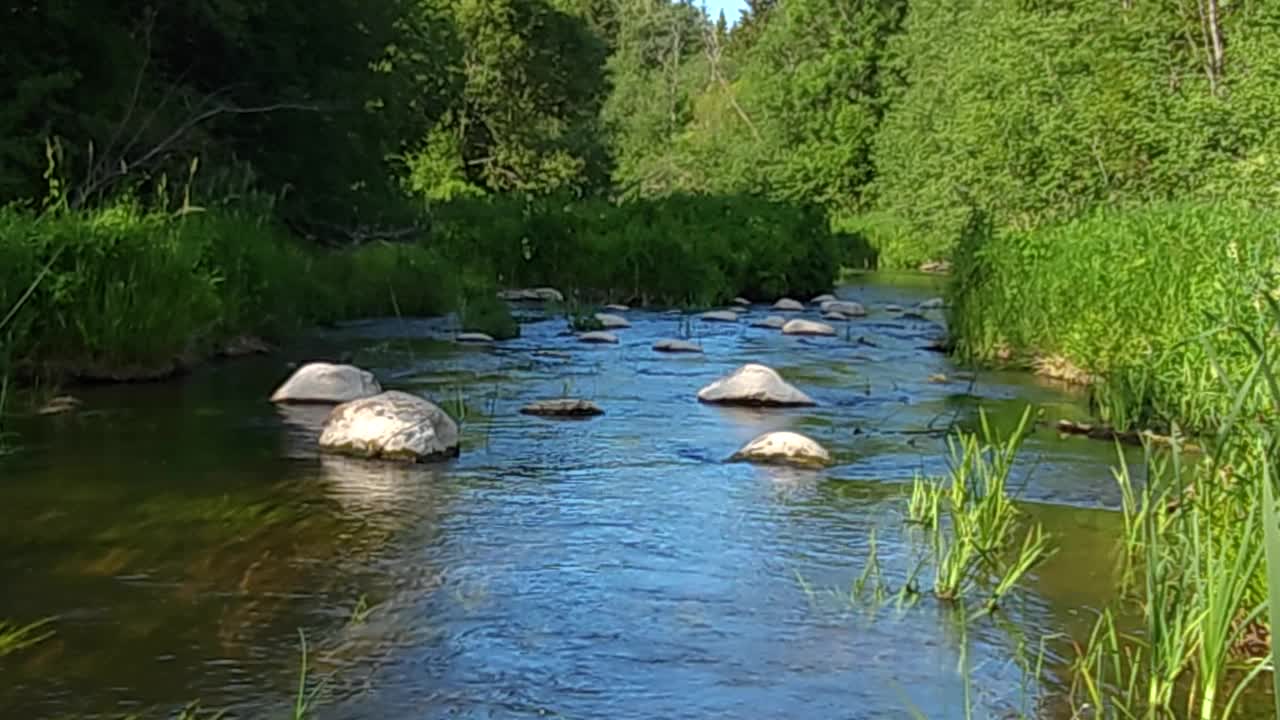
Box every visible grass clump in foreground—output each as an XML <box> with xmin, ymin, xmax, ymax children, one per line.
<box><xmin>948</xmin><ymin>203</ymin><xmax>1280</xmax><ymax>434</ymax></box>
<box><xmin>906</xmin><ymin>406</ymin><xmax>1055</xmax><ymax>614</ymax></box>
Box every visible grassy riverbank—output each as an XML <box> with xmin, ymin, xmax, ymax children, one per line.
<box><xmin>1</xmin><ymin>193</ymin><xmax>845</xmax><ymax>383</ymax></box>
<box><xmin>947</xmin><ymin>204</ymin><xmax>1280</xmax><ymax>433</ymax></box>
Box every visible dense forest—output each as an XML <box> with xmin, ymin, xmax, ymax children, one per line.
<box><xmin>4</xmin><ymin>0</ymin><xmax>1280</xmax><ymax>423</ymax></box>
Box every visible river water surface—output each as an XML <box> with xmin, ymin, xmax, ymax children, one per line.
<box><xmin>1</xmin><ymin>274</ymin><xmax>1141</xmax><ymax>719</ymax></box>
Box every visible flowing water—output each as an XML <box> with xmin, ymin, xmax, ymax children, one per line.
<box><xmin>0</xmin><ymin>274</ymin><xmax>1142</xmax><ymax>719</ymax></box>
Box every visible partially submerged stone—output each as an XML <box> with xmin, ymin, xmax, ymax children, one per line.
<box><xmin>456</xmin><ymin>332</ymin><xmax>495</xmax><ymax>344</ymax></box>
<box><xmin>732</xmin><ymin>297</ymin><xmax>751</xmax><ymax>306</ymax></box>
<box><xmin>319</xmin><ymin>391</ymin><xmax>459</xmax><ymax>463</ymax></box>
<box><xmin>822</xmin><ymin>312</ymin><xmax>849</xmax><ymax>322</ymax></box>
<box><xmin>701</xmin><ymin>310</ymin><xmax>739</xmax><ymax>323</ymax></box>
<box><xmin>885</xmin><ymin>304</ymin><xmax>903</xmax><ymax>313</ymax></box>
<box><xmin>751</xmin><ymin>315</ymin><xmax>788</xmax><ymax>329</ymax></box>
<box><xmin>520</xmin><ymin>398</ymin><xmax>605</xmax><ymax>417</ymax></box>
<box><xmin>270</xmin><ymin>362</ymin><xmax>382</xmax><ymax>404</ymax></box>
<box><xmin>782</xmin><ymin>319</ymin><xmax>837</xmax><ymax>337</ymax></box>
<box><xmin>499</xmin><ymin>287</ymin><xmax>565</xmax><ymax>303</ymax></box>
<box><xmin>731</xmin><ymin>431</ymin><xmax>832</xmax><ymax>468</ymax></box>
<box><xmin>594</xmin><ymin>313</ymin><xmax>631</xmax><ymax>329</ymax></box>
<box><xmin>578</xmin><ymin>331</ymin><xmax>620</xmax><ymax>344</ymax></box>
<box><xmin>918</xmin><ymin>297</ymin><xmax>945</xmax><ymax>310</ymax></box>
<box><xmin>773</xmin><ymin>298</ymin><xmax>804</xmax><ymax>312</ymax></box>
<box><xmin>810</xmin><ymin>294</ymin><xmax>837</xmax><ymax>305</ymax></box>
<box><xmin>697</xmin><ymin>363</ymin><xmax>815</xmax><ymax>406</ymax></box>
<box><xmin>603</xmin><ymin>303</ymin><xmax>630</xmax><ymax>312</ymax></box>
<box><xmin>653</xmin><ymin>339</ymin><xmax>703</xmax><ymax>353</ymax></box>
<box><xmin>37</xmin><ymin>395</ymin><xmax>82</xmax><ymax>416</ymax></box>
<box><xmin>821</xmin><ymin>300</ymin><xmax>866</xmax><ymax>316</ymax></box>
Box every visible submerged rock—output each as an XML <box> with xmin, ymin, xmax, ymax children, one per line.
<box><xmin>270</xmin><ymin>362</ymin><xmax>382</xmax><ymax>404</ymax></box>
<box><xmin>697</xmin><ymin>363</ymin><xmax>815</xmax><ymax>406</ymax></box>
<box><xmin>700</xmin><ymin>310</ymin><xmax>739</xmax><ymax>323</ymax></box>
<box><xmin>731</xmin><ymin>431</ymin><xmax>832</xmax><ymax>468</ymax></box>
<box><xmin>319</xmin><ymin>391</ymin><xmax>459</xmax><ymax>463</ymax></box>
<box><xmin>810</xmin><ymin>294</ymin><xmax>837</xmax><ymax>305</ymax></box>
<box><xmin>821</xmin><ymin>300</ymin><xmax>866</xmax><ymax>316</ymax></box>
<box><xmin>782</xmin><ymin>319</ymin><xmax>836</xmax><ymax>337</ymax></box>
<box><xmin>885</xmin><ymin>304</ymin><xmax>903</xmax><ymax>313</ymax></box>
<box><xmin>594</xmin><ymin>313</ymin><xmax>631</xmax><ymax>329</ymax></box>
<box><xmin>499</xmin><ymin>287</ymin><xmax>564</xmax><ymax>303</ymax></box>
<box><xmin>653</xmin><ymin>339</ymin><xmax>703</xmax><ymax>353</ymax></box>
<box><xmin>221</xmin><ymin>335</ymin><xmax>273</xmax><ymax>358</ymax></box>
<box><xmin>822</xmin><ymin>312</ymin><xmax>849</xmax><ymax>322</ymax></box>
<box><xmin>578</xmin><ymin>331</ymin><xmax>620</xmax><ymax>344</ymax></box>
<box><xmin>772</xmin><ymin>298</ymin><xmax>804</xmax><ymax>312</ymax></box>
<box><xmin>37</xmin><ymin>395</ymin><xmax>83</xmax><ymax>416</ymax></box>
<box><xmin>520</xmin><ymin>398</ymin><xmax>605</xmax><ymax>418</ymax></box>
<box><xmin>456</xmin><ymin>332</ymin><xmax>495</xmax><ymax>344</ymax></box>
<box><xmin>751</xmin><ymin>315</ymin><xmax>788</xmax><ymax>329</ymax></box>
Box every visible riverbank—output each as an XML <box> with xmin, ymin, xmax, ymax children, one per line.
<box><xmin>946</xmin><ymin>203</ymin><xmax>1280</xmax><ymax>434</ymax></box>
<box><xmin>1</xmin><ymin>194</ymin><xmax>849</xmax><ymax>385</ymax></box>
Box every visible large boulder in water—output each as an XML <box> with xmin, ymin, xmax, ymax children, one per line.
<box><xmin>319</xmin><ymin>391</ymin><xmax>459</xmax><ymax>462</ymax></box>
<box><xmin>270</xmin><ymin>362</ymin><xmax>381</xmax><ymax>404</ymax></box>
<box><xmin>731</xmin><ymin>431</ymin><xmax>832</xmax><ymax>468</ymax></box>
<box><xmin>697</xmin><ymin>364</ymin><xmax>815</xmax><ymax>406</ymax></box>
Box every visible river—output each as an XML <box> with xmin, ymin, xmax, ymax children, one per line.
<box><xmin>0</xmin><ymin>273</ymin><xmax>1142</xmax><ymax>719</ymax></box>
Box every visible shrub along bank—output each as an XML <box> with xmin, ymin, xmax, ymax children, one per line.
<box><xmin>2</xmin><ymin>193</ymin><xmax>845</xmax><ymax>382</ymax></box>
<box><xmin>948</xmin><ymin>203</ymin><xmax>1280</xmax><ymax>433</ymax></box>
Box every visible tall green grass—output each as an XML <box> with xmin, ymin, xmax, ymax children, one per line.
<box><xmin>0</xmin><ymin>202</ymin><xmax>459</xmax><ymax>381</ymax></box>
<box><xmin>949</xmin><ymin>203</ymin><xmax>1280</xmax><ymax>433</ymax></box>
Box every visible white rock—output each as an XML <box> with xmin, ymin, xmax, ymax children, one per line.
<box><xmin>319</xmin><ymin>391</ymin><xmax>459</xmax><ymax>462</ymax></box>
<box><xmin>604</xmin><ymin>303</ymin><xmax>630</xmax><ymax>312</ymax></box>
<box><xmin>520</xmin><ymin>398</ymin><xmax>605</xmax><ymax>417</ymax></box>
<box><xmin>701</xmin><ymin>310</ymin><xmax>739</xmax><ymax>323</ymax></box>
<box><xmin>456</xmin><ymin>332</ymin><xmax>494</xmax><ymax>343</ymax></box>
<box><xmin>773</xmin><ymin>298</ymin><xmax>804</xmax><ymax>312</ymax></box>
<box><xmin>731</xmin><ymin>431</ymin><xmax>832</xmax><ymax>468</ymax></box>
<box><xmin>918</xmin><ymin>297</ymin><xmax>945</xmax><ymax>310</ymax></box>
<box><xmin>821</xmin><ymin>300</ymin><xmax>866</xmax><ymax>316</ymax></box>
<box><xmin>653</xmin><ymin>339</ymin><xmax>703</xmax><ymax>353</ymax></box>
<box><xmin>578</xmin><ymin>331</ymin><xmax>620</xmax><ymax>344</ymax></box>
<box><xmin>595</xmin><ymin>313</ymin><xmax>631</xmax><ymax>329</ymax></box>
<box><xmin>270</xmin><ymin>362</ymin><xmax>382</xmax><ymax>404</ymax></box>
<box><xmin>782</xmin><ymin>319</ymin><xmax>837</xmax><ymax>337</ymax></box>
<box><xmin>810</xmin><ymin>294</ymin><xmax>837</xmax><ymax>305</ymax></box>
<box><xmin>751</xmin><ymin>315</ymin><xmax>788</xmax><ymax>329</ymax></box>
<box><xmin>697</xmin><ymin>364</ymin><xmax>815</xmax><ymax>406</ymax></box>
<box><xmin>732</xmin><ymin>297</ymin><xmax>751</xmax><ymax>306</ymax></box>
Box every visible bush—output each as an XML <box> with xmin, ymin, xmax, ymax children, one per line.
<box><xmin>431</xmin><ymin>192</ymin><xmax>841</xmax><ymax>305</ymax></box>
<box><xmin>949</xmin><ymin>203</ymin><xmax>1280</xmax><ymax>432</ymax></box>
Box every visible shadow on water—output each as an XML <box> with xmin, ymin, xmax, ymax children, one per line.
<box><xmin>0</xmin><ymin>273</ymin><xmax>1153</xmax><ymax>719</ymax></box>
